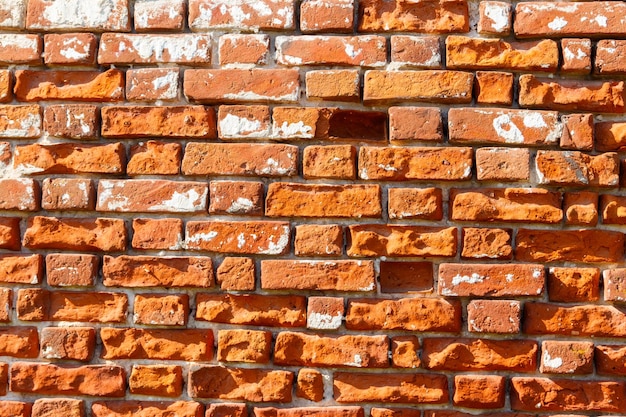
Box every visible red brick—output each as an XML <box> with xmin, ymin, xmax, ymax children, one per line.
<box><xmin>548</xmin><ymin>267</ymin><xmax>600</xmax><ymax>302</ymax></box>
<box><xmin>475</xmin><ymin>71</ymin><xmax>514</xmax><ymax>105</ymax></box>
<box><xmin>450</xmin><ymin>188</ymin><xmax>562</xmax><ymax>223</ymax></box>
<box><xmin>333</xmin><ymin>372</ymin><xmax>448</xmax><ymax>404</ymax></box>
<box><xmin>0</xmin><ymin>254</ymin><xmax>42</xmax><ymax>284</ymax></box>
<box><xmin>0</xmin><ymin>401</ymin><xmax>31</xmax><ymax>416</ymax></box>
<box><xmin>295</xmin><ymin>225</ymin><xmax>343</xmax><ymax>257</ymax></box>
<box><xmin>0</xmin><ymin>34</ymin><xmax>41</xmax><ymax>64</ymax></box>
<box><xmin>348</xmin><ymin>225</ymin><xmax>457</xmax><ymax>257</ymax></box>
<box><xmin>561</xmin><ymin>38</ymin><xmax>591</xmax><ymax>74</ymax></box>
<box><xmin>448</xmin><ymin>108</ymin><xmax>560</xmax><ymax>145</ymax></box>
<box><xmin>359</xmin><ymin>147</ymin><xmax>472</xmax><ymax>181</ymax></box>
<box><xmin>423</xmin><ymin>338</ymin><xmax>537</xmax><ymax>372</ymax></box>
<box><xmin>303</xmin><ymin>145</ymin><xmax>356</xmax><ymax>180</ymax></box>
<box><xmin>388</xmin><ymin>188</ymin><xmax>442</xmax><ymax>220</ymax></box>
<box><xmin>188</xmin><ymin>0</ymin><xmax>294</xmax><ymax>31</ymax></box>
<box><xmin>44</xmin><ymin>33</ymin><xmax>97</xmax><ymax>66</ymax></box>
<box><xmin>540</xmin><ymin>340</ymin><xmax>594</xmax><ymax>374</ymax></box>
<box><xmin>511</xmin><ymin>377</ymin><xmax>625</xmax><ymax>412</ymax></box>
<box><xmin>0</xmin><ymin>71</ymin><xmax>12</xmax><ymax>102</ymax></box>
<box><xmin>307</xmin><ymin>296</ymin><xmax>344</xmax><ymax>330</ymax></box>
<box><xmin>182</xmin><ymin>143</ymin><xmax>297</xmax><ymax>177</ymax></box>
<box><xmin>46</xmin><ymin>253</ymin><xmax>98</xmax><ymax>287</ymax></box>
<box><xmin>219</xmin><ymin>34</ymin><xmax>269</xmax><ymax>66</ymax></box>
<box><xmin>525</xmin><ymin>302</ymin><xmax>626</xmax><ymax>337</ymax></box>
<box><xmin>346</xmin><ymin>298</ymin><xmax>461</xmax><ymax>332</ymax></box>
<box><xmin>519</xmin><ymin>74</ymin><xmax>626</xmax><ymax>113</ymax></box>
<box><xmin>207</xmin><ymin>403</ymin><xmax>248</xmax><ymax>417</ymax></box>
<box><xmin>478</xmin><ymin>1</ymin><xmax>512</xmax><ymax>35</ymax></box>
<box><xmin>296</xmin><ymin>369</ymin><xmax>325</xmax><ymax>402</ymax></box>
<box><xmin>15</xmin><ymin>288</ymin><xmax>46</xmax><ymax>320</ymax></box>
<box><xmin>23</xmin><ymin>217</ymin><xmax>127</xmax><ymax>252</ymax></box>
<box><xmin>195</xmin><ymin>294</ymin><xmax>306</xmax><ymax>327</ymax></box>
<box><xmin>134</xmin><ymin>294</ymin><xmax>188</xmax><ymax>326</ymax></box>
<box><xmin>99</xmin><ymin>34</ymin><xmax>211</xmax><ymax>65</ymax></box>
<box><xmin>97</xmin><ymin>179</ymin><xmax>207</xmax><ymax>213</ymax></box>
<box><xmin>32</xmin><ymin>399</ymin><xmax>84</xmax><ymax>417</ymax></box>
<box><xmin>10</xmin><ymin>362</ymin><xmax>125</xmax><ymax>396</ymax></box>
<box><xmin>262</xmin><ymin>260</ymin><xmax>375</xmax><ymax>292</ymax></box>
<box><xmin>0</xmin><ymin>288</ymin><xmax>11</xmax><ymax>322</ymax></box>
<box><xmin>560</xmin><ymin>113</ymin><xmax>594</xmax><ymax>150</ymax></box>
<box><xmin>601</xmin><ymin>194</ymin><xmax>626</xmax><ymax>224</ymax></box>
<box><xmin>379</xmin><ymin>261</ymin><xmax>433</xmax><ymax>293</ymax></box>
<box><xmin>306</xmin><ymin>70</ymin><xmax>360</xmax><ymax>102</ymax></box>
<box><xmin>596</xmin><ymin>39</ymin><xmax>626</xmax><ymax>75</ymax></box>
<box><xmin>476</xmin><ymin>148</ymin><xmax>529</xmax><ymax>181</ymax></box>
<box><xmin>216</xmin><ymin>257</ymin><xmax>255</xmax><ymax>291</ymax></box>
<box><xmin>209</xmin><ymin>181</ymin><xmax>264</xmax><ymax>216</ymax></box>
<box><xmin>26</xmin><ymin>0</ymin><xmax>130</xmax><ymax>31</ymax></box>
<box><xmin>0</xmin><ymin>0</ymin><xmax>27</xmax><ymax>29</ymax></box>
<box><xmin>217</xmin><ymin>329</ymin><xmax>271</xmax><ymax>364</ymax></box>
<box><xmin>388</xmin><ymin>107</ymin><xmax>443</xmax><ymax>142</ymax></box>
<box><xmin>371</xmin><ymin>409</ymin><xmax>420</xmax><ymax>417</ymax></box>
<box><xmin>0</xmin><ymin>217</ymin><xmax>20</xmax><ymax>250</ymax></box>
<box><xmin>20</xmin><ymin>290</ymin><xmax>128</xmax><ymax>323</ymax></box>
<box><xmin>129</xmin><ymin>365</ymin><xmax>183</xmax><ymax>397</ymax></box>
<box><xmin>92</xmin><ymin>401</ymin><xmax>202</xmax><ymax>417</ymax></box>
<box><xmin>453</xmin><ymin>375</ymin><xmax>505</xmax><ymax>409</ymax></box>
<box><xmin>134</xmin><ymin>0</ymin><xmax>185</xmax><ymax>31</ymax></box>
<box><xmin>596</xmin><ymin>345</ymin><xmax>626</xmax><ymax>376</ymax></box>
<box><xmin>186</xmin><ymin>221</ymin><xmax>290</xmax><ymax>255</ymax></box>
<box><xmin>467</xmin><ymin>300</ymin><xmax>521</xmax><ymax>334</ymax></box>
<box><xmin>14</xmin><ymin>143</ymin><xmax>125</xmax><ymax>175</ymax></box>
<box><xmin>391</xmin><ymin>336</ymin><xmax>420</xmax><ymax>368</ymax></box>
<box><xmin>128</xmin><ymin>141</ymin><xmax>182</xmax><ymax>175</ymax></box>
<box><xmin>40</xmin><ymin>327</ymin><xmax>95</xmax><ymax>361</ymax></box>
<box><xmin>535</xmin><ymin>150</ymin><xmax>619</xmax><ymax>187</ymax></box>
<box><xmin>100</xmin><ymin>328</ymin><xmax>213</xmax><ymax>361</ymax></box>
<box><xmin>42</xmin><ymin>178</ymin><xmax>94</xmax><ymax>211</ymax></box>
<box><xmin>358</xmin><ymin>0</ymin><xmax>468</xmax><ymax>33</ymax></box>
<box><xmin>596</xmin><ymin>121</ymin><xmax>626</xmax><ymax>151</ymax></box>
<box><xmin>126</xmin><ymin>68</ymin><xmax>180</xmax><ymax>102</ymax></box>
<box><xmin>300</xmin><ymin>0</ymin><xmax>353</xmax><ymax>33</ymax></box>
<box><xmin>189</xmin><ymin>365</ymin><xmax>293</xmax><ymax>402</ymax></box>
<box><xmin>0</xmin><ymin>104</ymin><xmax>41</xmax><ymax>139</ymax></box>
<box><xmin>43</xmin><ymin>104</ymin><xmax>99</xmax><ymax>139</ymax></box>
<box><xmin>603</xmin><ymin>268</ymin><xmax>626</xmax><ymax>302</ymax></box>
<box><xmin>217</xmin><ymin>105</ymin><xmax>270</xmax><ymax>139</ymax></box>
<box><xmin>277</xmin><ymin>35</ymin><xmax>385</xmax><ymax>67</ymax></box>
<box><xmin>184</xmin><ymin>69</ymin><xmax>300</xmax><ymax>103</ymax></box>
<box><xmin>0</xmin><ymin>327</ymin><xmax>38</xmax><ymax>357</ymax></box>
<box><xmin>438</xmin><ymin>263</ymin><xmax>544</xmax><ymax>297</ymax></box>
<box><xmin>131</xmin><ymin>218</ymin><xmax>183</xmax><ymax>251</ymax></box>
<box><xmin>102</xmin><ymin>106</ymin><xmax>216</xmax><ymax>139</ymax></box>
<box><xmin>390</xmin><ymin>35</ymin><xmax>441</xmax><ymax>69</ymax></box>
<box><xmin>364</xmin><ymin>70</ymin><xmax>473</xmax><ymax>104</ymax></box>
<box><xmin>446</xmin><ymin>36</ymin><xmax>558</xmax><ymax>71</ymax></box>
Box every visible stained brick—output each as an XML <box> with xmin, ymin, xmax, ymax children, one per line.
<box><xmin>42</xmin><ymin>178</ymin><xmax>95</xmax><ymax>211</ymax></box>
<box><xmin>300</xmin><ymin>0</ymin><xmax>353</xmax><ymax>33</ymax></box>
<box><xmin>0</xmin><ymin>0</ymin><xmax>27</xmax><ymax>29</ymax></box>
<box><xmin>0</xmin><ymin>34</ymin><xmax>41</xmax><ymax>65</ymax></box>
<box><xmin>540</xmin><ymin>340</ymin><xmax>594</xmax><ymax>374</ymax></box>
<box><xmin>46</xmin><ymin>254</ymin><xmax>98</xmax><ymax>287</ymax></box>
<box><xmin>15</xmin><ymin>143</ymin><xmax>125</xmax><ymax>175</ymax></box>
<box><xmin>561</xmin><ymin>38</ymin><xmax>591</xmax><ymax>74</ymax></box>
<box><xmin>44</xmin><ymin>33</ymin><xmax>97</xmax><ymax>66</ymax></box>
<box><xmin>276</xmin><ymin>36</ymin><xmax>386</xmax><ymax>67</ymax></box>
<box><xmin>92</xmin><ymin>402</ymin><xmax>202</xmax><ymax>417</ymax></box>
<box><xmin>43</xmin><ymin>104</ymin><xmax>99</xmax><ymax>140</ymax></box>
<box><xmin>388</xmin><ymin>188</ymin><xmax>442</xmax><ymax>220</ymax></box>
<box><xmin>126</xmin><ymin>68</ymin><xmax>180</xmax><ymax>102</ymax></box>
<box><xmin>133</xmin><ymin>294</ymin><xmax>188</xmax><ymax>326</ymax></box>
<box><xmin>0</xmin><ymin>179</ymin><xmax>39</xmax><ymax>211</ymax></box>
<box><xmin>535</xmin><ymin>151</ymin><xmax>619</xmax><ymax>187</ymax></box>
<box><xmin>188</xmin><ymin>0</ymin><xmax>294</xmax><ymax>31</ymax></box>
<box><xmin>134</xmin><ymin>0</ymin><xmax>185</xmax><ymax>31</ymax></box>
<box><xmin>186</xmin><ymin>221</ymin><xmax>290</xmax><ymax>255</ymax></box>
<box><xmin>26</xmin><ymin>0</ymin><xmax>130</xmax><ymax>31</ymax></box>
<box><xmin>40</xmin><ymin>326</ymin><xmax>95</xmax><ymax>361</ymax></box>
<box><xmin>525</xmin><ymin>302</ymin><xmax>626</xmax><ymax>337</ymax></box>
<box><xmin>218</xmin><ymin>105</ymin><xmax>271</xmax><ymax>139</ymax></box>
<box><xmin>0</xmin><ymin>104</ymin><xmax>41</xmax><ymax>138</ymax></box>
<box><xmin>467</xmin><ymin>300</ymin><xmax>521</xmax><ymax>334</ymax></box>
<box><xmin>478</xmin><ymin>1</ymin><xmax>511</xmax><ymax>35</ymax></box>
<box><xmin>99</xmin><ymin>34</ymin><xmax>212</xmax><ymax>65</ymax></box>
<box><xmin>348</xmin><ymin>225</ymin><xmax>457</xmax><ymax>257</ymax></box>
<box><xmin>438</xmin><ymin>263</ymin><xmax>544</xmax><ymax>297</ymax></box>
<box><xmin>560</xmin><ymin>113</ymin><xmax>594</xmax><ymax>151</ymax></box>
<box><xmin>390</xmin><ymin>35</ymin><xmax>441</xmax><ymax>69</ymax></box>
<box><xmin>475</xmin><ymin>148</ymin><xmax>529</xmax><ymax>181</ymax></box>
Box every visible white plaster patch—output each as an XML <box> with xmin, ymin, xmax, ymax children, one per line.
<box><xmin>126</xmin><ymin>34</ymin><xmax>210</xmax><ymax>62</ymax></box>
<box><xmin>452</xmin><ymin>273</ymin><xmax>486</xmax><ymax>286</ymax></box>
<box><xmin>547</xmin><ymin>16</ymin><xmax>568</xmax><ymax>31</ymax></box>
<box><xmin>522</xmin><ymin>112</ymin><xmax>548</xmax><ymax>129</ymax></box>
<box><xmin>274</xmin><ymin>121</ymin><xmax>313</xmax><ymax>138</ymax></box>
<box><xmin>493</xmin><ymin>114</ymin><xmax>524</xmax><ymax>143</ymax></box>
<box><xmin>260</xmin><ymin>226</ymin><xmax>290</xmax><ymax>255</ymax></box>
<box><xmin>542</xmin><ymin>350</ymin><xmax>563</xmax><ymax>369</ymax></box>
<box><xmin>149</xmin><ymin>188</ymin><xmax>205</xmax><ymax>212</ymax></box>
<box><xmin>227</xmin><ymin>197</ymin><xmax>255</xmax><ymax>214</ymax></box>
<box><xmin>307</xmin><ymin>312</ymin><xmax>342</xmax><ymax>330</ymax></box>
<box><xmin>219</xmin><ymin>113</ymin><xmax>267</xmax><ymax>138</ymax></box>
<box><xmin>39</xmin><ymin>0</ymin><xmax>127</xmax><ymax>30</ymax></box>
<box><xmin>484</xmin><ymin>2</ymin><xmax>509</xmax><ymax>32</ymax></box>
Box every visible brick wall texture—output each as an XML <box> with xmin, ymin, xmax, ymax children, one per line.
<box><xmin>1</xmin><ymin>0</ymin><xmax>626</xmax><ymax>416</ymax></box>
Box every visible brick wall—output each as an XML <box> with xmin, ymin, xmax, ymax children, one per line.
<box><xmin>1</xmin><ymin>0</ymin><xmax>626</xmax><ymax>416</ymax></box>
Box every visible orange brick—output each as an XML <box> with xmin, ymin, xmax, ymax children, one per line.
<box><xmin>131</xmin><ymin>218</ymin><xmax>183</xmax><ymax>251</ymax></box>
<box><xmin>44</xmin><ymin>104</ymin><xmax>99</xmax><ymax>140</ymax></box>
<box><xmin>438</xmin><ymin>263</ymin><xmax>544</xmax><ymax>297</ymax></box>
<box><xmin>0</xmin><ymin>288</ymin><xmax>11</xmax><ymax>322</ymax></box>
<box><xmin>0</xmin><ymin>327</ymin><xmax>38</xmax><ymax>358</ymax></box>
<box><xmin>32</xmin><ymin>399</ymin><xmax>85</xmax><ymax>417</ymax></box>
<box><xmin>453</xmin><ymin>375</ymin><xmax>505</xmax><ymax>409</ymax></box>
<box><xmin>219</xmin><ymin>34</ymin><xmax>269</xmax><ymax>66</ymax></box>
<box><xmin>129</xmin><ymin>365</ymin><xmax>183</xmax><ymax>397</ymax></box>
<box><xmin>306</xmin><ymin>70</ymin><xmax>360</xmax><ymax>102</ymax></box>
<box><xmin>277</xmin><ymin>35</ymin><xmax>385</xmax><ymax>67</ymax></box>
<box><xmin>0</xmin><ymin>217</ymin><xmax>20</xmax><ymax>250</ymax></box>
<box><xmin>548</xmin><ymin>267</ymin><xmax>600</xmax><ymax>302</ymax></box>
<box><xmin>476</xmin><ymin>147</ymin><xmax>529</xmax><ymax>181</ymax></box>
<box><xmin>206</xmin><ymin>403</ymin><xmax>248</xmax><ymax>417</ymax></box>
<box><xmin>536</xmin><ymin>151</ymin><xmax>619</xmax><ymax>187</ymax></box>
<box><xmin>475</xmin><ymin>71</ymin><xmax>513</xmax><ymax>105</ymax></box>
<box><xmin>216</xmin><ymin>257</ymin><xmax>256</xmax><ymax>291</ymax></box>
<box><xmin>133</xmin><ymin>294</ymin><xmax>189</xmax><ymax>326</ymax></box>
<box><xmin>134</xmin><ymin>0</ymin><xmax>185</xmax><ymax>31</ymax></box>
<box><xmin>348</xmin><ymin>225</ymin><xmax>457</xmax><ymax>258</ymax></box>
<box><xmin>295</xmin><ymin>224</ymin><xmax>343</xmax><ymax>257</ymax></box>
<box><xmin>40</xmin><ymin>327</ymin><xmax>95</xmax><ymax>361</ymax></box>
<box><xmin>560</xmin><ymin>113</ymin><xmax>594</xmax><ymax>150</ymax></box>
<box><xmin>217</xmin><ymin>329</ymin><xmax>272</xmax><ymax>363</ymax></box>
<box><xmin>209</xmin><ymin>181</ymin><xmax>264</xmax><ymax>216</ymax></box>
<box><xmin>44</xmin><ymin>33</ymin><xmax>97</xmax><ymax>66</ymax></box>
<box><xmin>188</xmin><ymin>0</ymin><xmax>295</xmax><ymax>31</ymax></box>
<box><xmin>186</xmin><ymin>221</ymin><xmax>290</xmax><ymax>255</ymax></box>
<box><xmin>603</xmin><ymin>268</ymin><xmax>626</xmax><ymax>302</ymax></box>
<box><xmin>461</xmin><ymin>227</ymin><xmax>512</xmax><ymax>260</ymax></box>
<box><xmin>46</xmin><ymin>254</ymin><xmax>98</xmax><ymax>287</ymax></box>
<box><xmin>128</xmin><ymin>141</ymin><xmax>181</xmax><ymax>175</ymax></box>
<box><xmin>0</xmin><ymin>70</ymin><xmax>12</xmax><ymax>102</ymax></box>
<box><xmin>564</xmin><ymin>192</ymin><xmax>598</xmax><ymax>226</ymax></box>
<box><xmin>15</xmin><ymin>143</ymin><xmax>125</xmax><ymax>175</ymax></box>
<box><xmin>296</xmin><ymin>369</ymin><xmax>324</xmax><ymax>402</ymax></box>
<box><xmin>478</xmin><ymin>1</ymin><xmax>512</xmax><ymax>35</ymax></box>
<box><xmin>388</xmin><ymin>187</ymin><xmax>443</xmax><ymax>220</ymax></box>
<box><xmin>391</xmin><ymin>336</ymin><xmax>420</xmax><ymax>368</ymax></box>
<box><xmin>379</xmin><ymin>261</ymin><xmax>433</xmax><ymax>293</ymax></box>
<box><xmin>300</xmin><ymin>0</ymin><xmax>353</xmax><ymax>33</ymax></box>
<box><xmin>24</xmin><ymin>217</ymin><xmax>127</xmax><ymax>252</ymax></box>
<box><xmin>388</xmin><ymin>107</ymin><xmax>443</xmax><ymax>142</ymax></box>
<box><xmin>92</xmin><ymin>401</ymin><xmax>202</xmax><ymax>417</ymax></box>
<box><xmin>561</xmin><ymin>38</ymin><xmax>592</xmax><ymax>74</ymax></box>
<box><xmin>126</xmin><ymin>68</ymin><xmax>180</xmax><ymax>102</ymax></box>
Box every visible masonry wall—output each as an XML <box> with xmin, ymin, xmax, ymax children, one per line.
<box><xmin>0</xmin><ymin>0</ymin><xmax>626</xmax><ymax>416</ymax></box>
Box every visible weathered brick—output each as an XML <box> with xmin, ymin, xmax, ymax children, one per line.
<box><xmin>348</xmin><ymin>225</ymin><xmax>457</xmax><ymax>257</ymax></box>
<box><xmin>133</xmin><ymin>294</ymin><xmax>188</xmax><ymax>326</ymax></box>
<box><xmin>262</xmin><ymin>260</ymin><xmax>375</xmax><ymax>292</ymax></box>
<box><xmin>15</xmin><ymin>143</ymin><xmax>125</xmax><ymax>175</ymax></box>
<box><xmin>43</xmin><ymin>104</ymin><xmax>99</xmax><ymax>139</ymax></box>
<box><xmin>207</xmin><ymin>403</ymin><xmax>248</xmax><ymax>417</ymax></box>
<box><xmin>548</xmin><ymin>267</ymin><xmax>600</xmax><ymax>302</ymax></box>
<box><xmin>438</xmin><ymin>263</ymin><xmax>544</xmax><ymax>297</ymax></box>
<box><xmin>535</xmin><ymin>150</ymin><xmax>619</xmax><ymax>187</ymax></box>
<box><xmin>467</xmin><ymin>300</ymin><xmax>521</xmax><ymax>334</ymax></box>
<box><xmin>474</xmin><ymin>71</ymin><xmax>513</xmax><ymax>105</ymax></box>
<box><xmin>0</xmin><ymin>34</ymin><xmax>41</xmax><ymax>64</ymax></box>
<box><xmin>101</xmin><ymin>106</ymin><xmax>216</xmax><ymax>139</ymax></box>
<box><xmin>92</xmin><ymin>401</ymin><xmax>202</xmax><ymax>417</ymax></box>
<box><xmin>101</xmin><ymin>328</ymin><xmax>213</xmax><ymax>361</ymax></box>
<box><xmin>371</xmin><ymin>409</ymin><xmax>419</xmax><ymax>417</ymax></box>
<box><xmin>134</xmin><ymin>0</ymin><xmax>185</xmax><ymax>31</ymax></box>
<box><xmin>595</xmin><ymin>39</ymin><xmax>626</xmax><ymax>75</ymax></box>
<box><xmin>301</xmin><ymin>0</ymin><xmax>353</xmax><ymax>33</ymax></box>
<box><xmin>0</xmin><ymin>254</ymin><xmax>41</xmax><ymax>284</ymax></box>
<box><xmin>364</xmin><ymin>70</ymin><xmax>473</xmax><ymax>104</ymax></box>
<box><xmin>0</xmin><ymin>0</ymin><xmax>27</xmax><ymax>29</ymax></box>
<box><xmin>195</xmin><ymin>294</ymin><xmax>306</xmax><ymax>327</ymax></box>
<box><xmin>42</xmin><ymin>178</ymin><xmax>94</xmax><ymax>211</ymax></box>
<box><xmin>379</xmin><ymin>261</ymin><xmax>433</xmax><ymax>293</ymax></box>
<box><xmin>0</xmin><ymin>104</ymin><xmax>41</xmax><ymax>138</ymax></box>
<box><xmin>540</xmin><ymin>340</ymin><xmax>594</xmax><ymax>374</ymax></box>
<box><xmin>128</xmin><ymin>141</ymin><xmax>181</xmax><ymax>176</ymax></box>
<box><xmin>99</xmin><ymin>34</ymin><xmax>211</xmax><ymax>65</ymax></box>
<box><xmin>303</xmin><ymin>145</ymin><xmax>356</xmax><ymax>179</ymax></box>
<box><xmin>519</xmin><ymin>74</ymin><xmax>626</xmax><ymax>113</ymax></box>
<box><xmin>296</xmin><ymin>369</ymin><xmax>325</xmax><ymax>402</ymax></box>
<box><xmin>188</xmin><ymin>0</ymin><xmax>294</xmax><ymax>31</ymax></box>
<box><xmin>189</xmin><ymin>365</ymin><xmax>293</xmax><ymax>402</ymax></box>
<box><xmin>131</xmin><ymin>218</ymin><xmax>183</xmax><ymax>251</ymax></box>
<box><xmin>19</xmin><ymin>290</ymin><xmax>127</xmax><ymax>323</ymax></box>
<box><xmin>451</xmin><ymin>188</ymin><xmax>562</xmax><ymax>223</ymax></box>
<box><xmin>23</xmin><ymin>217</ymin><xmax>127</xmax><ymax>252</ymax></box>
<box><xmin>186</xmin><ymin>221</ymin><xmax>290</xmax><ymax>255</ymax></box>
<box><xmin>44</xmin><ymin>33</ymin><xmax>97</xmax><ymax>66</ymax></box>
<box><xmin>217</xmin><ymin>105</ymin><xmax>271</xmax><ymax>139</ymax></box>
<box><xmin>561</xmin><ymin>38</ymin><xmax>592</xmax><ymax>74</ymax></box>
<box><xmin>184</xmin><ymin>69</ymin><xmax>300</xmax><ymax>103</ymax></box>
<box><xmin>126</xmin><ymin>68</ymin><xmax>179</xmax><ymax>102</ymax></box>
<box><xmin>0</xmin><ymin>71</ymin><xmax>12</xmax><ymax>103</ymax></box>
<box><xmin>475</xmin><ymin>148</ymin><xmax>529</xmax><ymax>181</ymax></box>
<box><xmin>307</xmin><ymin>296</ymin><xmax>343</xmax><ymax>330</ymax></box>
<box><xmin>103</xmin><ymin>256</ymin><xmax>213</xmax><ymax>288</ymax></box>
<box><xmin>0</xmin><ymin>364</ymin><xmax>7</xmax><ymax>395</ymax></box>
<box><xmin>358</xmin><ymin>0</ymin><xmax>468</xmax><ymax>33</ymax></box>
<box><xmin>391</xmin><ymin>336</ymin><xmax>420</xmax><ymax>368</ymax></box>
<box><xmin>448</xmin><ymin>108</ymin><xmax>561</xmax><ymax>145</ymax></box>
<box><xmin>596</xmin><ymin>121</ymin><xmax>626</xmax><ymax>151</ymax></box>
<box><xmin>217</xmin><ymin>329</ymin><xmax>272</xmax><ymax>364</ymax></box>
<box><xmin>10</xmin><ymin>362</ymin><xmax>125</xmax><ymax>396</ymax></box>
<box><xmin>40</xmin><ymin>326</ymin><xmax>95</xmax><ymax>361</ymax></box>
<box><xmin>596</xmin><ymin>345</ymin><xmax>626</xmax><ymax>376</ymax></box>
<box><xmin>390</xmin><ymin>35</ymin><xmax>441</xmax><ymax>69</ymax></box>
<box><xmin>359</xmin><ymin>147</ymin><xmax>472</xmax><ymax>181</ymax></box>
<box><xmin>16</xmin><ymin>288</ymin><xmax>46</xmax><ymax>320</ymax></box>
<box><xmin>603</xmin><ymin>268</ymin><xmax>626</xmax><ymax>302</ymax></box>
<box><xmin>453</xmin><ymin>375</ymin><xmax>505</xmax><ymax>409</ymax></box>
<box><xmin>0</xmin><ymin>402</ymin><xmax>31</xmax><ymax>417</ymax></box>
<box><xmin>306</xmin><ymin>70</ymin><xmax>360</xmax><ymax>102</ymax></box>
<box><xmin>388</xmin><ymin>107</ymin><xmax>443</xmax><ymax>142</ymax></box>
<box><xmin>46</xmin><ymin>254</ymin><xmax>98</xmax><ymax>287</ymax></box>
<box><xmin>346</xmin><ymin>298</ymin><xmax>461</xmax><ymax>332</ymax></box>
<box><xmin>129</xmin><ymin>365</ymin><xmax>183</xmax><ymax>397</ymax></box>
<box><xmin>0</xmin><ymin>288</ymin><xmax>11</xmax><ymax>322</ymax></box>
<box><xmin>423</xmin><ymin>338</ymin><xmax>537</xmax><ymax>372</ymax></box>
<box><xmin>182</xmin><ymin>143</ymin><xmax>297</xmax><ymax>177</ymax></box>
<box><xmin>209</xmin><ymin>181</ymin><xmax>264</xmax><ymax>216</ymax></box>
<box><xmin>26</xmin><ymin>0</ymin><xmax>130</xmax><ymax>31</ymax></box>
<box><xmin>0</xmin><ymin>217</ymin><xmax>20</xmax><ymax>250</ymax></box>
<box><xmin>277</xmin><ymin>36</ymin><xmax>385</xmax><ymax>67</ymax></box>
<box><xmin>478</xmin><ymin>1</ymin><xmax>512</xmax><ymax>35</ymax></box>
<box><xmin>601</xmin><ymin>194</ymin><xmax>626</xmax><ymax>225</ymax></box>
<box><xmin>219</xmin><ymin>34</ymin><xmax>269</xmax><ymax>66</ymax></box>
<box><xmin>0</xmin><ymin>327</ymin><xmax>38</xmax><ymax>357</ymax></box>
<box><xmin>333</xmin><ymin>372</ymin><xmax>448</xmax><ymax>404</ymax></box>
<box><xmin>216</xmin><ymin>257</ymin><xmax>256</xmax><ymax>291</ymax></box>
<box><xmin>32</xmin><ymin>399</ymin><xmax>84</xmax><ymax>417</ymax></box>
<box><xmin>446</xmin><ymin>37</ymin><xmax>558</xmax><ymax>71</ymax></box>
<box><xmin>525</xmin><ymin>302</ymin><xmax>626</xmax><ymax>337</ymax></box>
<box><xmin>295</xmin><ymin>225</ymin><xmax>342</xmax><ymax>257</ymax></box>
<box><xmin>389</xmin><ymin>189</ymin><xmax>442</xmax><ymax>223</ymax></box>
<box><xmin>560</xmin><ymin>113</ymin><xmax>594</xmax><ymax>151</ymax></box>
<box><xmin>511</xmin><ymin>377</ymin><xmax>625</xmax><ymax>412</ymax></box>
